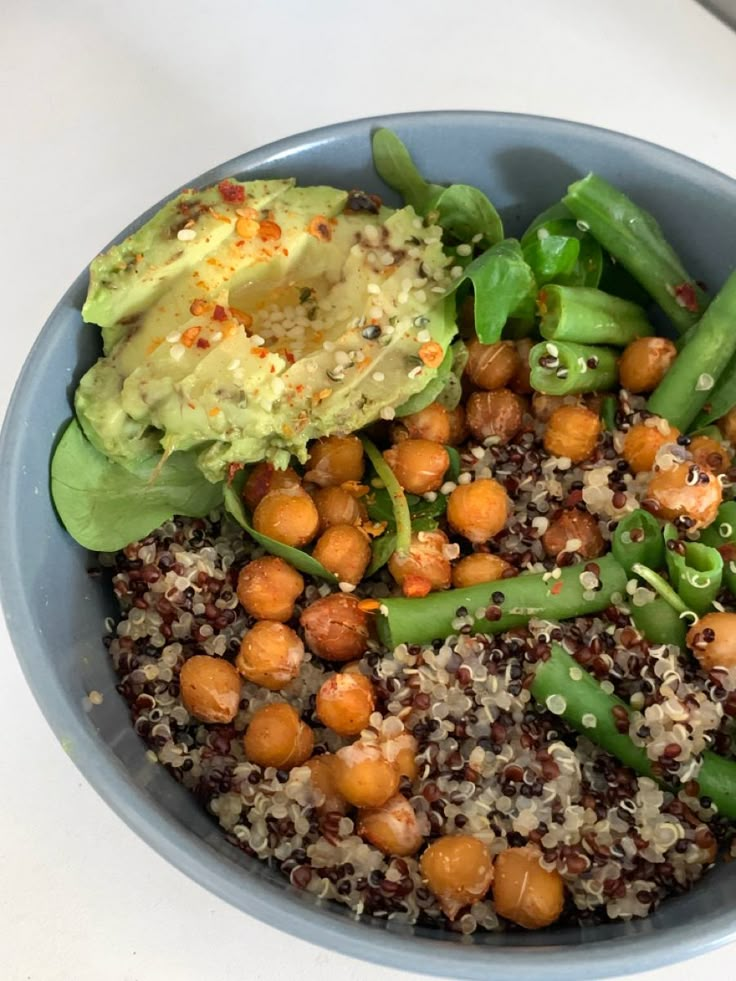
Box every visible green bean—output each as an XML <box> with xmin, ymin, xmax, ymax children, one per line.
<box><xmin>361</xmin><ymin>437</ymin><xmax>411</xmax><ymax>558</ymax></box>
<box><xmin>647</xmin><ymin>268</ymin><xmax>736</xmax><ymax>431</ymax></box>
<box><xmin>538</xmin><ymin>285</ymin><xmax>652</xmax><ymax>346</ymax></box>
<box><xmin>630</xmin><ymin>597</ymin><xmax>687</xmax><ymax>649</ymax></box>
<box><xmin>692</xmin><ymin>349</ymin><xmax>736</xmax><ymax>430</ymax></box>
<box><xmin>529</xmin><ymin>339</ymin><xmax>618</xmax><ymax>395</ymax></box>
<box><xmin>563</xmin><ymin>173</ymin><xmax>708</xmax><ymax>334</ymax></box>
<box><xmin>698</xmin><ymin>502</ymin><xmax>736</xmax><ymax>597</ymax></box>
<box><xmin>611</xmin><ymin>510</ymin><xmax>664</xmax><ymax>574</ymax></box>
<box><xmin>531</xmin><ymin>643</ymin><xmax>736</xmax><ymax>819</ymax></box>
<box><xmin>600</xmin><ymin>395</ymin><xmax>618</xmax><ymax>432</ymax></box>
<box><xmin>598</xmin><ymin>253</ymin><xmax>651</xmax><ymax>307</ymax></box>
<box><xmin>375</xmin><ymin>554</ymin><xmax>627</xmax><ymax>647</ymax></box>
<box><xmin>663</xmin><ymin>524</ymin><xmax>723</xmax><ymax>615</ymax></box>
<box><xmin>631</xmin><ymin>563</ymin><xmax>688</xmax><ymax>615</ymax></box>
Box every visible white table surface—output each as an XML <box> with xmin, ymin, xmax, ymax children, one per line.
<box><xmin>2</xmin><ymin>1</ymin><xmax>736</xmax><ymax>978</ymax></box>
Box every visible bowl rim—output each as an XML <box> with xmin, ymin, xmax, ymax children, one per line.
<box><xmin>3</xmin><ymin>109</ymin><xmax>736</xmax><ymax>980</ymax></box>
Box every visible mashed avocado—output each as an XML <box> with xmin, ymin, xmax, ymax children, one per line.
<box><xmin>77</xmin><ymin>178</ymin><xmax>457</xmax><ymax>480</ymax></box>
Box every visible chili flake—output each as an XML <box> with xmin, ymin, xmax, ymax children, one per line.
<box><xmin>189</xmin><ymin>298</ymin><xmax>208</xmax><ymax>316</ymax></box>
<box><xmin>212</xmin><ymin>305</ymin><xmax>227</xmax><ymax>321</ymax></box>
<box><xmin>258</xmin><ymin>219</ymin><xmax>282</xmax><ymax>241</ymax></box>
<box><xmin>226</xmin><ymin>462</ymin><xmax>244</xmax><ymax>484</ymax></box>
<box><xmin>550</xmin><ymin>581</ymin><xmax>564</xmax><ymax>596</ymax></box>
<box><xmin>308</xmin><ymin>215</ymin><xmax>332</xmax><ymax>242</ymax></box>
<box><xmin>357</xmin><ymin>598</ymin><xmax>381</xmax><ymax>612</ymax></box>
<box><xmin>673</xmin><ymin>282</ymin><xmax>699</xmax><ymax>313</ymax></box>
<box><xmin>418</xmin><ymin>340</ymin><xmax>444</xmax><ymax>368</ymax></box>
<box><xmin>218</xmin><ymin>180</ymin><xmax>245</xmax><ymax>204</ymax></box>
<box><xmin>236</xmin><ymin>215</ymin><xmax>259</xmax><ymax>239</ymax></box>
<box><xmin>196</xmin><ymin>338</ymin><xmax>210</xmax><ymax>349</ymax></box>
<box><xmin>180</xmin><ymin>326</ymin><xmax>201</xmax><ymax>347</ymax></box>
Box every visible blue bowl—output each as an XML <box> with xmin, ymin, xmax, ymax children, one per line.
<box><xmin>3</xmin><ymin>112</ymin><xmax>736</xmax><ymax>979</ymax></box>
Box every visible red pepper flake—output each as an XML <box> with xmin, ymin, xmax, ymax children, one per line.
<box><xmin>550</xmin><ymin>581</ymin><xmax>564</xmax><ymax>596</ymax></box>
<box><xmin>673</xmin><ymin>282</ymin><xmax>699</xmax><ymax>313</ymax></box>
<box><xmin>258</xmin><ymin>219</ymin><xmax>282</xmax><ymax>241</ymax></box>
<box><xmin>196</xmin><ymin>338</ymin><xmax>210</xmax><ymax>349</ymax></box>
<box><xmin>226</xmin><ymin>462</ymin><xmax>244</xmax><ymax>484</ymax></box>
<box><xmin>308</xmin><ymin>215</ymin><xmax>332</xmax><ymax>242</ymax></box>
<box><xmin>284</xmin><ymin>350</ymin><xmax>296</xmax><ymax>364</ymax></box>
<box><xmin>217</xmin><ymin>180</ymin><xmax>245</xmax><ymax>204</ymax></box>
<box><xmin>212</xmin><ymin>304</ymin><xmax>227</xmax><ymax>321</ymax></box>
<box><xmin>180</xmin><ymin>326</ymin><xmax>201</xmax><ymax>348</ymax></box>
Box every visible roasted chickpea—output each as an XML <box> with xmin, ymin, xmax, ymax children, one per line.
<box><xmin>242</xmin><ymin>462</ymin><xmax>301</xmax><ymax>512</ymax></box>
<box><xmin>511</xmin><ymin>338</ymin><xmax>533</xmax><ymax>395</ymax></box>
<box><xmin>357</xmin><ymin>794</ymin><xmax>426</xmax><ymax>856</ymax></box>
<box><xmin>718</xmin><ymin>406</ymin><xmax>736</xmax><ymax>445</ymax></box>
<box><xmin>532</xmin><ymin>392</ymin><xmax>568</xmax><ymax>422</ymax></box>
<box><xmin>304</xmin><ymin>754</ymin><xmax>348</xmax><ymax>815</ymax></box>
<box><xmin>493</xmin><ymin>845</ymin><xmax>565</xmax><ymax>929</ymax></box>
<box><xmin>622</xmin><ymin>420</ymin><xmax>681</xmax><ymax>475</ymax></box>
<box><xmin>243</xmin><ymin>702</ymin><xmax>314</xmax><ymax>770</ymax></box>
<box><xmin>305</xmin><ymin>435</ymin><xmax>364</xmax><ymax>487</ymax></box>
<box><xmin>237</xmin><ymin>556</ymin><xmax>304</xmax><ymax>622</ymax></box>
<box><xmin>645</xmin><ymin>460</ymin><xmax>722</xmax><ymax>529</ymax></box>
<box><xmin>312</xmin><ymin>486</ymin><xmax>367</xmax><ymax>532</ymax></box>
<box><xmin>381</xmin><ymin>729</ymin><xmax>419</xmax><ymax>781</ymax></box>
<box><xmin>687</xmin><ymin>612</ymin><xmax>736</xmax><ymax>671</ymax></box>
<box><xmin>544</xmin><ymin>405</ymin><xmax>601</xmax><ymax>464</ymax></box>
<box><xmin>447</xmin><ymin>479</ymin><xmax>509</xmax><ymax>544</ymax></box>
<box><xmin>619</xmin><ymin>336</ymin><xmax>677</xmax><ymax>394</ymax></box>
<box><xmin>446</xmin><ymin>405</ymin><xmax>469</xmax><ymax>446</ymax></box>
<box><xmin>466</xmin><ymin>389</ymin><xmax>526</xmax><ymax>444</ymax></box>
<box><xmin>252</xmin><ymin>487</ymin><xmax>319</xmax><ymax>548</ymax></box>
<box><xmin>419</xmin><ymin>835</ymin><xmax>494</xmax><ymax>920</ymax></box>
<box><xmin>236</xmin><ymin>621</ymin><xmax>304</xmax><ymax>690</ymax></box>
<box><xmin>388</xmin><ymin>530</ymin><xmax>452</xmax><ymax>596</ymax></box>
<box><xmin>465</xmin><ymin>339</ymin><xmax>521</xmax><ymax>391</ymax></box>
<box><xmin>451</xmin><ymin>552</ymin><xmax>513</xmax><ymax>588</ymax></box>
<box><xmin>311</xmin><ymin>524</ymin><xmax>371</xmax><ymax>584</ymax></box>
<box><xmin>300</xmin><ymin>593</ymin><xmax>370</xmax><ymax>661</ymax></box>
<box><xmin>542</xmin><ymin>508</ymin><xmax>605</xmax><ymax>560</ymax></box>
<box><xmin>316</xmin><ymin>672</ymin><xmax>375</xmax><ymax>736</ymax></box>
<box><xmin>689</xmin><ymin>435</ymin><xmax>732</xmax><ymax>475</ymax></box>
<box><xmin>179</xmin><ymin>655</ymin><xmax>241</xmax><ymax>724</ymax></box>
<box><xmin>383</xmin><ymin>439</ymin><xmax>449</xmax><ymax>495</ymax></box>
<box><xmin>334</xmin><ymin>742</ymin><xmax>400</xmax><ymax>808</ymax></box>
<box><xmin>396</xmin><ymin>402</ymin><xmax>451</xmax><ymax>444</ymax></box>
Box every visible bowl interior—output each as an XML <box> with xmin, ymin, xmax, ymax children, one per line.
<box><xmin>3</xmin><ymin>112</ymin><xmax>736</xmax><ymax>980</ymax></box>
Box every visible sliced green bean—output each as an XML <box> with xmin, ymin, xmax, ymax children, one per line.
<box><xmin>647</xmin><ymin>268</ymin><xmax>736</xmax><ymax>431</ymax></box>
<box><xmin>539</xmin><ymin>285</ymin><xmax>652</xmax><ymax>346</ymax></box>
<box><xmin>361</xmin><ymin>437</ymin><xmax>411</xmax><ymax>558</ymax></box>
<box><xmin>663</xmin><ymin>524</ymin><xmax>723</xmax><ymax>615</ymax></box>
<box><xmin>698</xmin><ymin>502</ymin><xmax>736</xmax><ymax>597</ymax></box>
<box><xmin>630</xmin><ymin>563</ymin><xmax>688</xmax><ymax>615</ymax></box>
<box><xmin>376</xmin><ymin>553</ymin><xmax>627</xmax><ymax>647</ymax></box>
<box><xmin>612</xmin><ymin>510</ymin><xmax>665</xmax><ymax>574</ymax></box>
<box><xmin>630</xmin><ymin>596</ymin><xmax>687</xmax><ymax>649</ymax></box>
<box><xmin>563</xmin><ymin>173</ymin><xmax>708</xmax><ymax>334</ymax></box>
<box><xmin>600</xmin><ymin>395</ymin><xmax>618</xmax><ymax>432</ymax></box>
<box><xmin>530</xmin><ymin>339</ymin><xmax>618</xmax><ymax>395</ymax></box>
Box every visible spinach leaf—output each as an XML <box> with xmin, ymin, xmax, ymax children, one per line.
<box><xmin>445</xmin><ymin>446</ymin><xmax>461</xmax><ymax>482</ymax></box>
<box><xmin>522</xmin><ymin>235</ymin><xmax>580</xmax><ymax>285</ymax></box>
<box><xmin>521</xmin><ymin>207</ymin><xmax>603</xmax><ymax>289</ymax></box>
<box><xmin>367</xmin><ymin>531</ymin><xmax>398</xmax><ymax>576</ymax></box>
<box><xmin>436</xmin><ymin>341</ymin><xmax>468</xmax><ymax>411</ymax></box>
<box><xmin>372</xmin><ymin>128</ymin><xmax>503</xmax><ymax>246</ymax></box>
<box><xmin>223</xmin><ymin>472</ymin><xmax>337</xmax><ymax>581</ymax></box>
<box><xmin>447</xmin><ymin>240</ymin><xmax>536</xmax><ymax>344</ymax></box>
<box><xmin>396</xmin><ymin>345</ymin><xmax>453</xmax><ymax>417</ymax></box>
<box><xmin>368</xmin><ymin>488</ymin><xmax>447</xmax><ymax>526</ymax></box>
<box><xmin>50</xmin><ymin>418</ymin><xmax>224</xmax><ymax>552</ymax></box>
<box><xmin>410</xmin><ymin>494</ymin><xmax>448</xmax><ymax>522</ymax></box>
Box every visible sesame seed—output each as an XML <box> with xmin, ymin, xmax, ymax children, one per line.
<box><xmin>170</xmin><ymin>343</ymin><xmax>185</xmax><ymax>361</ymax></box>
<box><xmin>211</xmin><ymin>332</ymin><xmax>222</xmax><ymax>342</ymax></box>
<box><xmin>338</xmin><ymin>581</ymin><xmax>357</xmax><ymax>593</ymax></box>
<box><xmin>408</xmin><ymin>365</ymin><xmax>423</xmax><ymax>379</ymax></box>
<box><xmin>228</xmin><ymin>359</ymin><xmax>241</xmax><ymax>371</ymax></box>
<box><xmin>576</xmin><ymin>219</ymin><xmax>590</xmax><ymax>232</ymax></box>
<box><xmin>88</xmin><ymin>690</ymin><xmax>104</xmax><ymax>705</ymax></box>
<box><xmin>417</xmin><ymin>329</ymin><xmax>431</xmax><ymax>343</ymax></box>
<box><xmin>440</xmin><ymin>481</ymin><xmax>457</xmax><ymax>495</ymax></box>
<box><xmin>380</xmin><ymin>406</ymin><xmax>396</xmax><ymax>421</ymax></box>
<box><xmin>177</xmin><ymin>228</ymin><xmax>196</xmax><ymax>241</ymax></box>
<box><xmin>471</xmin><ymin>446</ymin><xmax>485</xmax><ymax>459</ymax></box>
<box><xmin>166</xmin><ymin>330</ymin><xmax>182</xmax><ymax>343</ymax></box>
<box><xmin>695</xmin><ymin>373</ymin><xmax>714</xmax><ymax>391</ymax></box>
<box><xmin>471</xmin><ymin>232</ymin><xmax>483</xmax><ymax>243</ymax></box>
<box><xmin>537</xmin><ymin>228</ymin><xmax>550</xmax><ymax>240</ymax></box>
<box><xmin>457</xmin><ymin>472</ymin><xmax>472</xmax><ymax>485</ymax></box>
<box><xmin>431</xmin><ymin>286</ymin><xmax>446</xmax><ymax>293</ymax></box>
<box><xmin>381</xmin><ymin>252</ymin><xmax>394</xmax><ymax>265</ymax></box>
<box><xmin>450</xmin><ymin>266</ymin><xmax>464</xmax><ymax>279</ymax></box>
<box><xmin>415</xmin><ymin>289</ymin><xmax>427</xmax><ymax>304</ymax></box>
<box><xmin>367</xmin><ymin>283</ymin><xmax>381</xmax><ymax>295</ymax></box>
<box><xmin>456</xmin><ymin>243</ymin><xmax>472</xmax><ymax>256</ymax></box>
<box><xmin>397</xmin><ymin>292</ymin><xmax>409</xmax><ymax>304</ymax></box>
<box><xmin>582</xmin><ymin>713</ymin><xmax>597</xmax><ymax>728</ymax></box>
<box><xmin>372</xmin><ymin>372</ymin><xmax>385</xmax><ymax>383</ymax></box>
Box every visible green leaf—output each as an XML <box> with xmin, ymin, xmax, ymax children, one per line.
<box><xmin>521</xmin><ymin>210</ymin><xmax>602</xmax><ymax>289</ymax></box>
<box><xmin>50</xmin><ymin>418</ymin><xmax>224</xmax><ymax>552</ymax></box>
<box><xmin>435</xmin><ymin>184</ymin><xmax>503</xmax><ymax>247</ymax></box>
<box><xmin>371</xmin><ymin>128</ymin><xmax>443</xmax><ymax>214</ymax></box>
<box><xmin>396</xmin><ymin>345</ymin><xmax>453</xmax><ymax>417</ymax></box>
<box><xmin>223</xmin><ymin>472</ymin><xmax>337</xmax><ymax>581</ymax></box>
<box><xmin>367</xmin><ymin>530</ymin><xmax>398</xmax><ymax>576</ymax></box>
<box><xmin>410</xmin><ymin>495</ymin><xmax>447</xmax><ymax>523</ymax></box>
<box><xmin>523</xmin><ymin>235</ymin><xmax>580</xmax><ymax>285</ymax></box>
<box><xmin>445</xmin><ymin>445</ymin><xmax>461</xmax><ymax>482</ymax></box>
<box><xmin>448</xmin><ymin>240</ymin><xmax>536</xmax><ymax>344</ymax></box>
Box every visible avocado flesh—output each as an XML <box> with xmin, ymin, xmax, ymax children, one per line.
<box><xmin>77</xmin><ymin>180</ymin><xmax>457</xmax><ymax>480</ymax></box>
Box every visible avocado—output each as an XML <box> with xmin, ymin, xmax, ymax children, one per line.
<box><xmin>77</xmin><ymin>178</ymin><xmax>457</xmax><ymax>480</ymax></box>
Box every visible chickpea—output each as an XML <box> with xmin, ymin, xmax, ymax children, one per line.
<box><xmin>452</xmin><ymin>552</ymin><xmax>513</xmax><ymax>588</ymax></box>
<box><xmin>544</xmin><ymin>405</ymin><xmax>601</xmax><ymax>464</ymax></box>
<box><xmin>622</xmin><ymin>420</ymin><xmax>681</xmax><ymax>475</ymax></box>
<box><xmin>542</xmin><ymin>508</ymin><xmax>604</xmax><ymax>560</ymax></box>
<box><xmin>312</xmin><ymin>486</ymin><xmax>367</xmax><ymax>532</ymax></box>
<box><xmin>396</xmin><ymin>402</ymin><xmax>451</xmax><ymax>444</ymax></box>
<box><xmin>305</xmin><ymin>435</ymin><xmax>364</xmax><ymax>487</ymax></box>
<box><xmin>466</xmin><ymin>389</ymin><xmax>526</xmax><ymax>445</ymax></box>
<box><xmin>388</xmin><ymin>530</ymin><xmax>452</xmax><ymax>595</ymax></box>
<box><xmin>383</xmin><ymin>439</ymin><xmax>449</xmax><ymax>495</ymax></box>
<box><xmin>446</xmin><ymin>405</ymin><xmax>469</xmax><ymax>446</ymax></box>
<box><xmin>252</xmin><ymin>487</ymin><xmax>319</xmax><ymax>548</ymax></box>
<box><xmin>311</xmin><ymin>524</ymin><xmax>371</xmax><ymax>584</ymax></box>
<box><xmin>242</xmin><ymin>462</ymin><xmax>301</xmax><ymax>512</ymax></box>
<box><xmin>300</xmin><ymin>593</ymin><xmax>370</xmax><ymax>661</ymax></box>
<box><xmin>645</xmin><ymin>460</ymin><xmax>722</xmax><ymax>529</ymax></box>
<box><xmin>357</xmin><ymin>794</ymin><xmax>426</xmax><ymax>856</ymax></box>
<box><xmin>511</xmin><ymin>338</ymin><xmax>533</xmax><ymax>395</ymax></box>
<box><xmin>237</xmin><ymin>556</ymin><xmax>304</xmax><ymax>622</ymax></box>
<box><xmin>532</xmin><ymin>392</ymin><xmax>568</xmax><ymax>422</ymax></box>
<box><xmin>465</xmin><ymin>339</ymin><xmax>521</xmax><ymax>391</ymax></box>
<box><xmin>316</xmin><ymin>672</ymin><xmax>375</xmax><ymax>736</ymax></box>
<box><xmin>447</xmin><ymin>479</ymin><xmax>509</xmax><ymax>544</ymax></box>
<box><xmin>619</xmin><ymin>336</ymin><xmax>677</xmax><ymax>394</ymax></box>
<box><xmin>381</xmin><ymin>729</ymin><xmax>419</xmax><ymax>781</ymax></box>
<box><xmin>236</xmin><ymin>621</ymin><xmax>304</xmax><ymax>690</ymax></box>
<box><xmin>243</xmin><ymin>702</ymin><xmax>314</xmax><ymax>770</ymax></box>
<box><xmin>304</xmin><ymin>754</ymin><xmax>348</xmax><ymax>815</ymax></box>
<box><xmin>419</xmin><ymin>835</ymin><xmax>494</xmax><ymax>920</ymax></box>
<box><xmin>689</xmin><ymin>435</ymin><xmax>732</xmax><ymax>475</ymax></box>
<box><xmin>687</xmin><ymin>612</ymin><xmax>736</xmax><ymax>671</ymax></box>
<box><xmin>334</xmin><ymin>741</ymin><xmax>400</xmax><ymax>808</ymax></box>
<box><xmin>718</xmin><ymin>406</ymin><xmax>736</xmax><ymax>445</ymax></box>
<box><xmin>493</xmin><ymin>845</ymin><xmax>565</xmax><ymax>929</ymax></box>
<box><xmin>179</xmin><ymin>655</ymin><xmax>241</xmax><ymax>724</ymax></box>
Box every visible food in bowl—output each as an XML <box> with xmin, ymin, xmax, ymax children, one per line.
<box><xmin>49</xmin><ymin>128</ymin><xmax>736</xmax><ymax>934</ymax></box>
